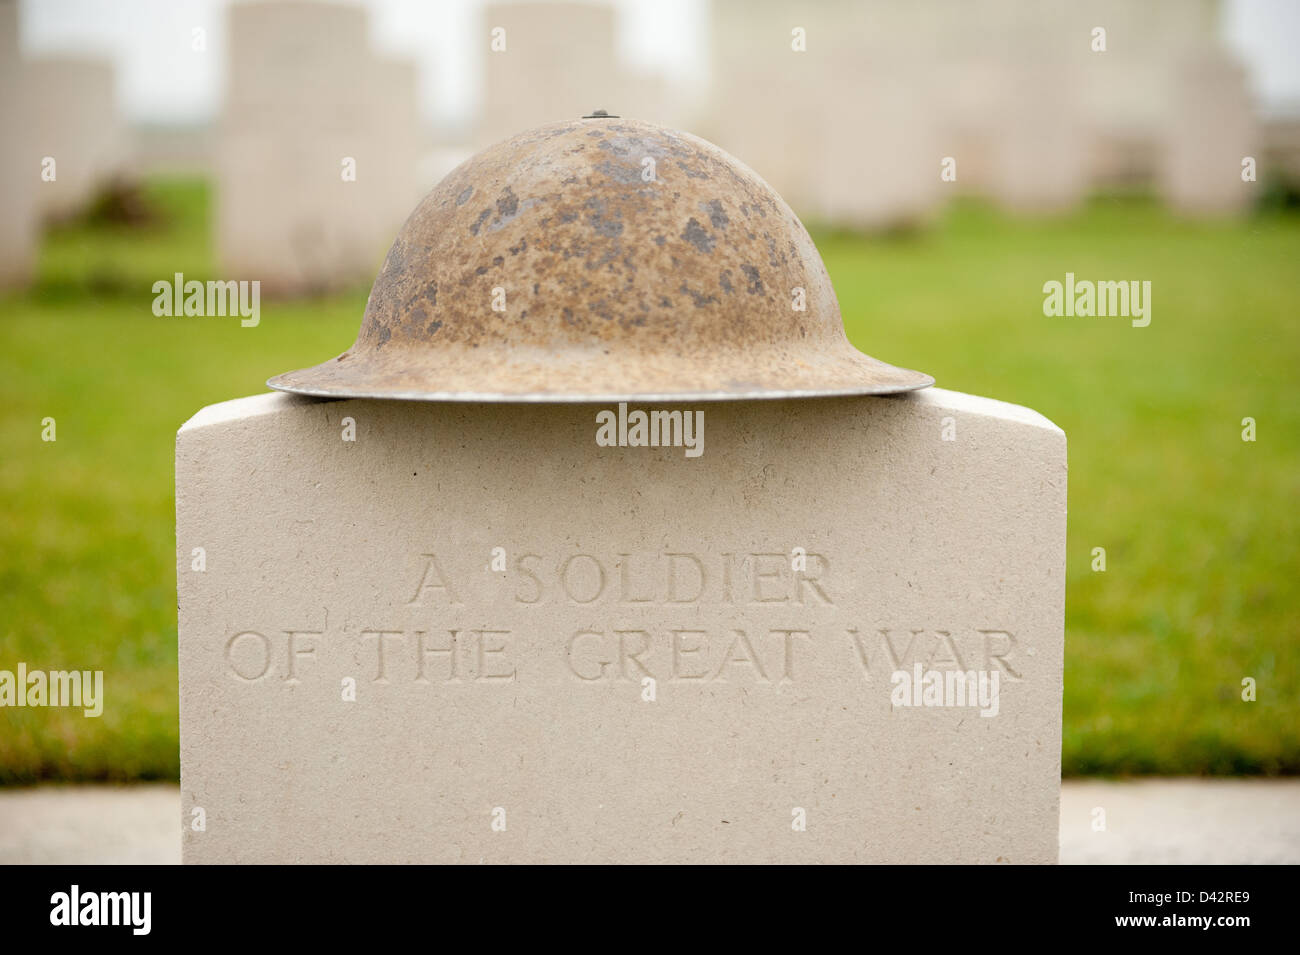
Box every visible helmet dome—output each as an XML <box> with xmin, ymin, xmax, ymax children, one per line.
<box><xmin>269</xmin><ymin>116</ymin><xmax>932</xmax><ymax>401</ymax></box>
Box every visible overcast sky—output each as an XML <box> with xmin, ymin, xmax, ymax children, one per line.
<box><xmin>16</xmin><ymin>0</ymin><xmax>1300</xmax><ymax>126</ymax></box>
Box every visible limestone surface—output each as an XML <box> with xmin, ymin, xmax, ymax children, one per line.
<box><xmin>176</xmin><ymin>388</ymin><xmax>1066</xmax><ymax>863</ymax></box>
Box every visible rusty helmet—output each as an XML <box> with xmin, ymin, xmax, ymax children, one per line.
<box><xmin>268</xmin><ymin>115</ymin><xmax>932</xmax><ymax>401</ymax></box>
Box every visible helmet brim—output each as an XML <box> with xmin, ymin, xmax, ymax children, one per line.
<box><xmin>268</xmin><ymin>342</ymin><xmax>933</xmax><ymax>402</ymax></box>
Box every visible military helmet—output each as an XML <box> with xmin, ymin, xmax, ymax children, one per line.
<box><xmin>269</xmin><ymin>115</ymin><xmax>932</xmax><ymax>401</ymax></box>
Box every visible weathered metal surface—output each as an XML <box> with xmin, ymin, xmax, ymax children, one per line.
<box><xmin>268</xmin><ymin>117</ymin><xmax>933</xmax><ymax>401</ymax></box>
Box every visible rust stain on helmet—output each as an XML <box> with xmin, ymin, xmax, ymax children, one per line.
<box><xmin>268</xmin><ymin>116</ymin><xmax>933</xmax><ymax>401</ymax></box>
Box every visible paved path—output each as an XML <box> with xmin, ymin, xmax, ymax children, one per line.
<box><xmin>0</xmin><ymin>784</ymin><xmax>180</xmax><ymax>864</ymax></box>
<box><xmin>1</xmin><ymin>780</ymin><xmax>1297</xmax><ymax>864</ymax></box>
<box><xmin>1059</xmin><ymin>779</ymin><xmax>1300</xmax><ymax>865</ymax></box>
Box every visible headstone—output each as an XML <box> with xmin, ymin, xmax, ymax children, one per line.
<box><xmin>0</xmin><ymin>0</ymin><xmax>36</xmax><ymax>287</ymax></box>
<box><xmin>974</xmin><ymin>2</ymin><xmax>1088</xmax><ymax>213</ymax></box>
<box><xmin>0</xmin><ymin>1</ymin><xmax>128</xmax><ymax>246</ymax></box>
<box><xmin>177</xmin><ymin>387</ymin><xmax>1066</xmax><ymax>863</ymax></box>
<box><xmin>705</xmin><ymin>0</ymin><xmax>822</xmax><ymax>215</ymax></box>
<box><xmin>707</xmin><ymin>0</ymin><xmax>1253</xmax><ymax>220</ymax></box>
<box><xmin>705</xmin><ymin>0</ymin><xmax>946</xmax><ymax>227</ymax></box>
<box><xmin>478</xmin><ymin>3</ymin><xmax>621</xmax><ymax>149</ymax></box>
<box><xmin>1071</xmin><ymin>0</ymin><xmax>1228</xmax><ymax>192</ymax></box>
<box><xmin>806</xmin><ymin>56</ymin><xmax>944</xmax><ymax>229</ymax></box>
<box><xmin>217</xmin><ymin>0</ymin><xmax>422</xmax><ymax>294</ymax></box>
<box><xmin>984</xmin><ymin>60</ymin><xmax>1090</xmax><ymax>213</ymax></box>
<box><xmin>1158</xmin><ymin>51</ymin><xmax>1257</xmax><ymax>216</ymax></box>
<box><xmin>24</xmin><ymin>56</ymin><xmax>128</xmax><ymax>220</ymax></box>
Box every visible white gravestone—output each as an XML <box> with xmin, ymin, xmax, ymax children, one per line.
<box><xmin>217</xmin><ymin>0</ymin><xmax>422</xmax><ymax>294</ymax></box>
<box><xmin>177</xmin><ymin>388</ymin><xmax>1066</xmax><ymax>863</ymax></box>
<box><xmin>0</xmin><ymin>0</ymin><xmax>36</xmax><ymax>287</ymax></box>
<box><xmin>24</xmin><ymin>56</ymin><xmax>127</xmax><ymax>220</ymax></box>
<box><xmin>1159</xmin><ymin>52</ymin><xmax>1257</xmax><ymax>216</ymax></box>
<box><xmin>478</xmin><ymin>3</ymin><xmax>623</xmax><ymax>150</ymax></box>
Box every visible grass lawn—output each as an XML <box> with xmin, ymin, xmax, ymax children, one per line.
<box><xmin>0</xmin><ymin>179</ymin><xmax>1296</xmax><ymax>781</ymax></box>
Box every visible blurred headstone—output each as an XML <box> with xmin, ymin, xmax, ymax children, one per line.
<box><xmin>704</xmin><ymin>2</ymin><xmax>812</xmax><ymax>213</ymax></box>
<box><xmin>1072</xmin><ymin>0</ymin><xmax>1236</xmax><ymax>197</ymax></box>
<box><xmin>808</xmin><ymin>56</ymin><xmax>944</xmax><ymax>229</ymax></box>
<box><xmin>1159</xmin><ymin>52</ymin><xmax>1257</xmax><ymax>216</ymax></box>
<box><xmin>0</xmin><ymin>0</ymin><xmax>129</xmax><ymax>284</ymax></box>
<box><xmin>708</xmin><ymin>0</ymin><xmax>1256</xmax><ymax>223</ymax></box>
<box><xmin>0</xmin><ymin>0</ymin><xmax>36</xmax><ymax>286</ymax></box>
<box><xmin>24</xmin><ymin>56</ymin><xmax>128</xmax><ymax>221</ymax></box>
<box><xmin>478</xmin><ymin>2</ymin><xmax>621</xmax><ymax>148</ymax></box>
<box><xmin>217</xmin><ymin>0</ymin><xmax>423</xmax><ymax>295</ymax></box>
<box><xmin>709</xmin><ymin>0</ymin><xmax>943</xmax><ymax>229</ymax></box>
<box><xmin>984</xmin><ymin>60</ymin><xmax>1090</xmax><ymax>213</ymax></box>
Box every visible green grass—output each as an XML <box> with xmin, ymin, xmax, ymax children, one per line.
<box><xmin>0</xmin><ymin>180</ymin><xmax>1297</xmax><ymax>781</ymax></box>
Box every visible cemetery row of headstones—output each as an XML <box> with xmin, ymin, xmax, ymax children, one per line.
<box><xmin>0</xmin><ymin>0</ymin><xmax>1268</xmax><ymax>291</ymax></box>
